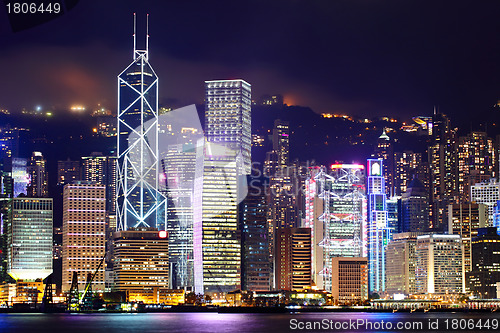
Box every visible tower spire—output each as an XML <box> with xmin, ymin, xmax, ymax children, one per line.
<box><xmin>133</xmin><ymin>13</ymin><xmax>136</xmax><ymax>59</ymax></box>
<box><xmin>146</xmin><ymin>13</ymin><xmax>149</xmax><ymax>60</ymax></box>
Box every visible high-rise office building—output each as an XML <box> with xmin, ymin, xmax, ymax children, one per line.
<box><xmin>385</xmin><ymin>232</ymin><xmax>424</xmax><ymax>295</ymax></box>
<box><xmin>161</xmin><ymin>143</ymin><xmax>196</xmax><ymax>289</ymax></box>
<box><xmin>331</xmin><ymin>257</ymin><xmax>368</xmax><ymax>305</ymax></box>
<box><xmin>470</xmin><ymin>179</ymin><xmax>500</xmax><ymax>225</ymax></box>
<box><xmin>193</xmin><ymin>79</ymin><xmax>251</xmax><ymax>294</ymax></box>
<box><xmin>428</xmin><ymin>112</ymin><xmax>457</xmax><ymax>231</ymax></box>
<box><xmin>112</xmin><ymin>230</ymin><xmax>169</xmax><ymax>290</ymax></box>
<box><xmin>6</xmin><ymin>198</ymin><xmax>53</xmax><ymax>281</ymax></box>
<box><xmin>428</xmin><ymin>112</ymin><xmax>457</xmax><ymax>201</ymax></box>
<box><xmin>448</xmin><ymin>202</ymin><xmax>488</xmax><ymax>274</ymax></box>
<box><xmin>27</xmin><ymin>152</ymin><xmax>48</xmax><ymax>198</ymax></box>
<box><xmin>11</xmin><ymin>158</ymin><xmax>29</xmax><ymax>198</ymax></box>
<box><xmin>373</xmin><ymin>130</ymin><xmax>394</xmax><ymax>196</ymax></box>
<box><xmin>366</xmin><ymin>159</ymin><xmax>390</xmax><ymax>293</ymax></box>
<box><xmin>306</xmin><ymin>164</ymin><xmax>367</xmax><ymax>292</ymax></box>
<box><xmin>82</xmin><ymin>152</ymin><xmax>117</xmax><ymax>215</ymax></box>
<box><xmin>194</xmin><ymin>141</ymin><xmax>242</xmax><ymax>294</ymax></box>
<box><xmin>204</xmin><ymin>79</ymin><xmax>251</xmax><ymax>175</ymax></box>
<box><xmin>82</xmin><ymin>152</ymin><xmax>107</xmax><ymax>183</ymax></box>
<box><xmin>415</xmin><ymin>234</ymin><xmax>464</xmax><ymax>294</ymax></box>
<box><xmin>116</xmin><ymin>18</ymin><xmax>166</xmax><ymax>231</ymax></box>
<box><xmin>57</xmin><ymin>159</ymin><xmax>81</xmax><ymax>186</ymax></box>
<box><xmin>275</xmin><ymin>227</ymin><xmax>311</xmax><ymax>291</ymax></box>
<box><xmin>62</xmin><ymin>182</ymin><xmax>105</xmax><ymax>292</ymax></box>
<box><xmin>240</xmin><ymin>184</ymin><xmax>270</xmax><ymax>291</ymax></box>
<box><xmin>264</xmin><ymin>120</ymin><xmax>301</xmax><ymax>288</ymax></box>
<box><xmin>272</xmin><ymin>119</ymin><xmax>289</xmax><ymax>166</ymax></box>
<box><xmin>467</xmin><ymin>227</ymin><xmax>500</xmax><ymax>298</ymax></box>
<box><xmin>458</xmin><ymin>132</ymin><xmax>496</xmax><ymax>201</ymax></box>
<box><xmin>386</xmin><ymin>196</ymin><xmax>400</xmax><ymax>234</ymax></box>
<box><xmin>400</xmin><ymin>178</ymin><xmax>430</xmax><ymax>232</ymax></box>
<box><xmin>304</xmin><ymin>166</ymin><xmax>324</xmax><ymax>289</ymax></box>
<box><xmin>393</xmin><ymin>151</ymin><xmax>429</xmax><ymax>196</ymax></box>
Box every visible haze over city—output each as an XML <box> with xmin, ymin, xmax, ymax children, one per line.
<box><xmin>1</xmin><ymin>0</ymin><xmax>500</xmax><ymax>128</ymax></box>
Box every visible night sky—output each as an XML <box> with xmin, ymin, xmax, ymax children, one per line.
<box><xmin>1</xmin><ymin>0</ymin><xmax>500</xmax><ymax>125</ymax></box>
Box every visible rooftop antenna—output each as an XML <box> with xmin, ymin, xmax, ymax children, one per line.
<box><xmin>146</xmin><ymin>13</ymin><xmax>149</xmax><ymax>60</ymax></box>
<box><xmin>133</xmin><ymin>13</ymin><xmax>136</xmax><ymax>59</ymax></box>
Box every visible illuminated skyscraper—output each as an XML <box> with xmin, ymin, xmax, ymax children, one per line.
<box><xmin>275</xmin><ymin>227</ymin><xmax>311</xmax><ymax>291</ymax></box>
<box><xmin>393</xmin><ymin>151</ymin><xmax>429</xmax><ymax>196</ymax></box>
<box><xmin>385</xmin><ymin>232</ymin><xmax>424</xmax><ymax>295</ymax></box>
<box><xmin>400</xmin><ymin>178</ymin><xmax>430</xmax><ymax>232</ymax></box>
<box><xmin>27</xmin><ymin>152</ymin><xmax>48</xmax><ymax>198</ymax></box>
<box><xmin>112</xmin><ymin>230</ymin><xmax>169</xmax><ymax>291</ymax></box>
<box><xmin>470</xmin><ymin>179</ymin><xmax>500</xmax><ymax>225</ymax></box>
<box><xmin>272</xmin><ymin>119</ymin><xmax>289</xmax><ymax>166</ymax></box>
<box><xmin>264</xmin><ymin>120</ymin><xmax>300</xmax><ymax>288</ymax></box>
<box><xmin>448</xmin><ymin>202</ymin><xmax>487</xmax><ymax>274</ymax></box>
<box><xmin>467</xmin><ymin>227</ymin><xmax>500</xmax><ymax>298</ymax></box>
<box><xmin>429</xmin><ymin>112</ymin><xmax>457</xmax><ymax>201</ymax></box>
<box><xmin>457</xmin><ymin>132</ymin><xmax>496</xmax><ymax>201</ymax></box>
<box><xmin>307</xmin><ymin>164</ymin><xmax>367</xmax><ymax>292</ymax></box>
<box><xmin>415</xmin><ymin>234</ymin><xmax>464</xmax><ymax>294</ymax></box>
<box><xmin>386</xmin><ymin>196</ymin><xmax>400</xmax><ymax>233</ymax></box>
<box><xmin>304</xmin><ymin>166</ymin><xmax>324</xmax><ymax>289</ymax></box>
<box><xmin>11</xmin><ymin>158</ymin><xmax>29</xmax><ymax>198</ymax></box>
<box><xmin>428</xmin><ymin>112</ymin><xmax>457</xmax><ymax>231</ymax></box>
<box><xmin>373</xmin><ymin>130</ymin><xmax>394</xmax><ymax>196</ymax></box>
<box><xmin>194</xmin><ymin>79</ymin><xmax>251</xmax><ymax>293</ymax></box>
<box><xmin>205</xmin><ymin>79</ymin><xmax>251</xmax><ymax>175</ymax></box>
<box><xmin>194</xmin><ymin>141</ymin><xmax>242</xmax><ymax>294</ymax></box>
<box><xmin>240</xmin><ymin>184</ymin><xmax>270</xmax><ymax>291</ymax></box>
<box><xmin>57</xmin><ymin>159</ymin><xmax>81</xmax><ymax>186</ymax></box>
<box><xmin>6</xmin><ymin>198</ymin><xmax>53</xmax><ymax>281</ymax></box>
<box><xmin>161</xmin><ymin>143</ymin><xmax>196</xmax><ymax>289</ymax></box>
<box><xmin>82</xmin><ymin>152</ymin><xmax>117</xmax><ymax>215</ymax></box>
<box><xmin>366</xmin><ymin>159</ymin><xmax>390</xmax><ymax>293</ymax></box>
<box><xmin>116</xmin><ymin>15</ymin><xmax>166</xmax><ymax>231</ymax></box>
<box><xmin>82</xmin><ymin>152</ymin><xmax>107</xmax><ymax>184</ymax></box>
<box><xmin>62</xmin><ymin>182</ymin><xmax>105</xmax><ymax>292</ymax></box>
<box><xmin>331</xmin><ymin>257</ymin><xmax>368</xmax><ymax>305</ymax></box>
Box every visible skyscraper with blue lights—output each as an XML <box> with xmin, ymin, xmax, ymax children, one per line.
<box><xmin>116</xmin><ymin>15</ymin><xmax>166</xmax><ymax>231</ymax></box>
<box><xmin>367</xmin><ymin>159</ymin><xmax>390</xmax><ymax>293</ymax></box>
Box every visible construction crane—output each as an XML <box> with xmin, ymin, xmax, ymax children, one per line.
<box><xmin>67</xmin><ymin>255</ymin><xmax>105</xmax><ymax>312</ymax></box>
<box><xmin>41</xmin><ymin>274</ymin><xmax>53</xmax><ymax>312</ymax></box>
<box><xmin>79</xmin><ymin>255</ymin><xmax>105</xmax><ymax>310</ymax></box>
<box><xmin>68</xmin><ymin>272</ymin><xmax>80</xmax><ymax>311</ymax></box>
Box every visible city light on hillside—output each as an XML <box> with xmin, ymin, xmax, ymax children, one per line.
<box><xmin>70</xmin><ymin>105</ymin><xmax>86</xmax><ymax>112</ymax></box>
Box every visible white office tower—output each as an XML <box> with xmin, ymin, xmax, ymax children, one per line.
<box><xmin>6</xmin><ymin>198</ymin><xmax>53</xmax><ymax>281</ymax></box>
<box><xmin>415</xmin><ymin>234</ymin><xmax>464</xmax><ymax>294</ymax></box>
<box><xmin>470</xmin><ymin>179</ymin><xmax>500</xmax><ymax>225</ymax></box>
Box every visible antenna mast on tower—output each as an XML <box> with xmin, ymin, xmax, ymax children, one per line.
<box><xmin>146</xmin><ymin>13</ymin><xmax>149</xmax><ymax>60</ymax></box>
<box><xmin>133</xmin><ymin>13</ymin><xmax>136</xmax><ymax>59</ymax></box>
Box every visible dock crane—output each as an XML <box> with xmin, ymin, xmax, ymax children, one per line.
<box><xmin>67</xmin><ymin>255</ymin><xmax>105</xmax><ymax>311</ymax></box>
